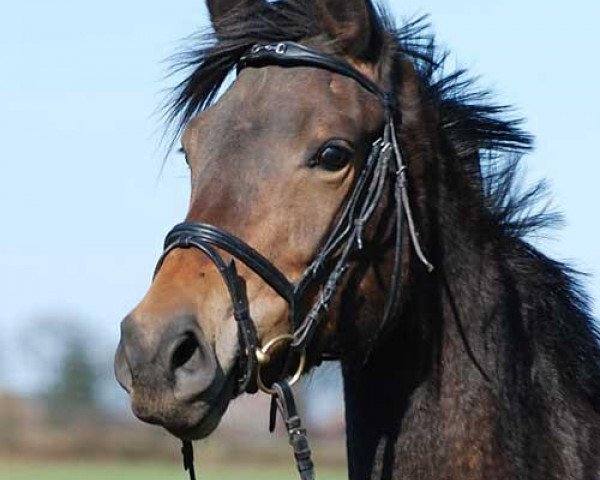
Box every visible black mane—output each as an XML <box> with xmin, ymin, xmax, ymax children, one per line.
<box><xmin>166</xmin><ymin>0</ymin><xmax>600</xmax><ymax>410</ymax></box>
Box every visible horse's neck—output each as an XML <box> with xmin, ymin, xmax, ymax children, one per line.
<box><xmin>342</xmin><ymin>287</ymin><xmax>506</xmax><ymax>478</ymax></box>
<box><xmin>342</xmin><ymin>216</ymin><xmax>600</xmax><ymax>479</ymax></box>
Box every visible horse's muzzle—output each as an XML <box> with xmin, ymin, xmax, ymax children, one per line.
<box><xmin>114</xmin><ymin>313</ymin><xmax>231</xmax><ymax>438</ymax></box>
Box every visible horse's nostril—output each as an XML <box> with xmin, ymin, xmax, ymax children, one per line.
<box><xmin>169</xmin><ymin>327</ymin><xmax>218</xmax><ymax>402</ymax></box>
<box><xmin>171</xmin><ymin>333</ymin><xmax>201</xmax><ymax>371</ymax></box>
<box><xmin>116</xmin><ymin>314</ymin><xmax>218</xmax><ymax>403</ymax></box>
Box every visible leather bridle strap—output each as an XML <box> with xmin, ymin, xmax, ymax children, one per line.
<box><xmin>269</xmin><ymin>381</ymin><xmax>314</xmax><ymax>480</ymax></box>
<box><xmin>238</xmin><ymin>42</ymin><xmax>387</xmax><ymax>103</ymax></box>
<box><xmin>160</xmin><ymin>223</ymin><xmax>295</xmax><ymax>304</ymax></box>
<box><xmin>181</xmin><ymin>441</ymin><xmax>196</xmax><ymax>480</ymax></box>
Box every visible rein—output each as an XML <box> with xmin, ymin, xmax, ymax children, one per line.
<box><xmin>154</xmin><ymin>41</ymin><xmax>433</xmax><ymax>480</ymax></box>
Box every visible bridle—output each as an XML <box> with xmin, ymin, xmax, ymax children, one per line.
<box><xmin>154</xmin><ymin>41</ymin><xmax>433</xmax><ymax>480</ymax></box>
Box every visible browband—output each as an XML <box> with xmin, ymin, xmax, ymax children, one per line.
<box><xmin>238</xmin><ymin>41</ymin><xmax>389</xmax><ymax>105</ymax></box>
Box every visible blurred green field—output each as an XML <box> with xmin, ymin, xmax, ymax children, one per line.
<box><xmin>0</xmin><ymin>461</ymin><xmax>347</xmax><ymax>480</ymax></box>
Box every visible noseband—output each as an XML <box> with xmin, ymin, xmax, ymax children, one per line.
<box><xmin>154</xmin><ymin>41</ymin><xmax>433</xmax><ymax>480</ymax></box>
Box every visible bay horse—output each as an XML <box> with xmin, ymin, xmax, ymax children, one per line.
<box><xmin>114</xmin><ymin>0</ymin><xmax>600</xmax><ymax>478</ymax></box>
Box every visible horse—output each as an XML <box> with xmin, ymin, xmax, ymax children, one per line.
<box><xmin>114</xmin><ymin>1</ymin><xmax>600</xmax><ymax>478</ymax></box>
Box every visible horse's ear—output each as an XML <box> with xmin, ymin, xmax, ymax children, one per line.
<box><xmin>314</xmin><ymin>0</ymin><xmax>381</xmax><ymax>59</ymax></box>
<box><xmin>206</xmin><ymin>0</ymin><xmax>265</xmax><ymax>36</ymax></box>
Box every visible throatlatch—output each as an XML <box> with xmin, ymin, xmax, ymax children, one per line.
<box><xmin>156</xmin><ymin>41</ymin><xmax>434</xmax><ymax>480</ymax></box>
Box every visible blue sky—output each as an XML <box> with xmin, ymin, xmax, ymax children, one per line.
<box><xmin>1</xmin><ymin>0</ymin><xmax>599</xmax><ymax>393</ymax></box>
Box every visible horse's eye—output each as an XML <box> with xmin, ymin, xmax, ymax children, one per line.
<box><xmin>316</xmin><ymin>143</ymin><xmax>353</xmax><ymax>171</ymax></box>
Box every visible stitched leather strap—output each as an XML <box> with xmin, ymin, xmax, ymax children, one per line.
<box><xmin>181</xmin><ymin>441</ymin><xmax>197</xmax><ymax>480</ymax></box>
<box><xmin>271</xmin><ymin>381</ymin><xmax>315</xmax><ymax>480</ymax></box>
<box><xmin>163</xmin><ymin>223</ymin><xmax>296</xmax><ymax>305</ymax></box>
<box><xmin>239</xmin><ymin>41</ymin><xmax>385</xmax><ymax>101</ymax></box>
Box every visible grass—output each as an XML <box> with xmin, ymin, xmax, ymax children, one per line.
<box><xmin>0</xmin><ymin>461</ymin><xmax>347</xmax><ymax>480</ymax></box>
